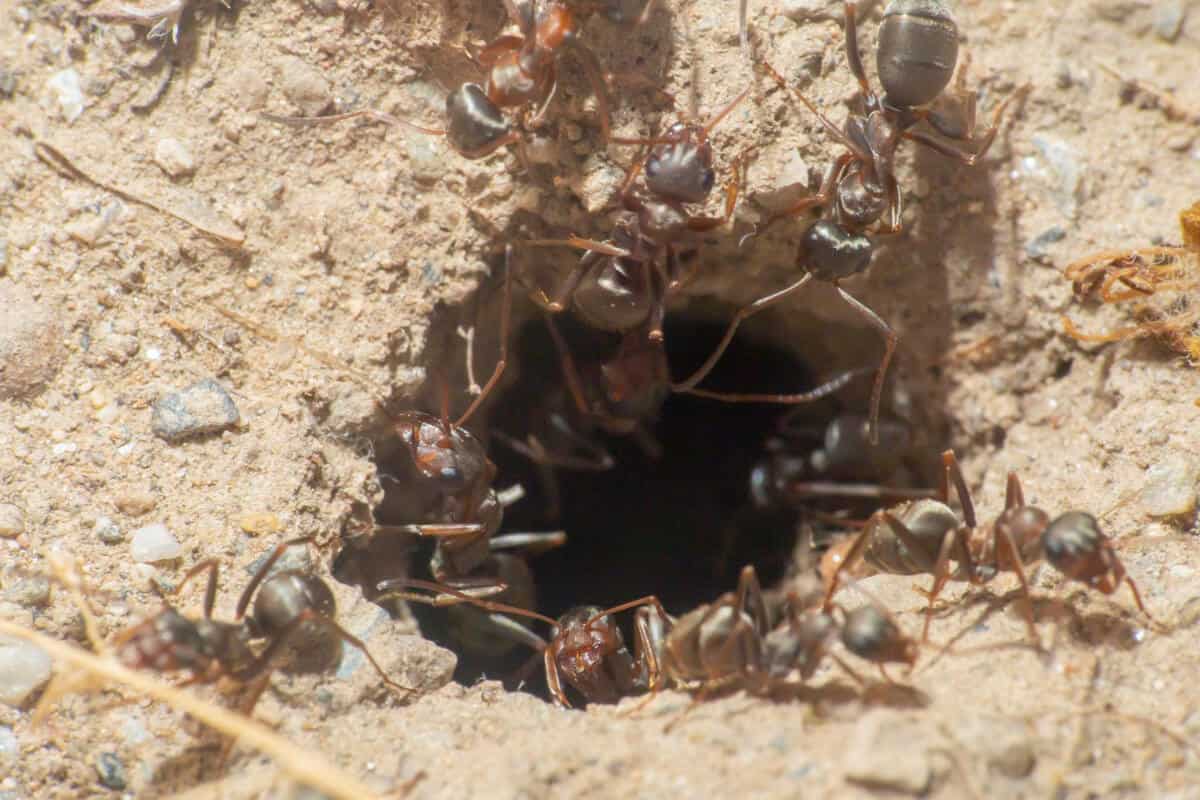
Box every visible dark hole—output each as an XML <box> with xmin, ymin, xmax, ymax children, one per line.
<box><xmin>406</xmin><ymin>313</ymin><xmax>830</xmax><ymax>692</ymax></box>
<box><xmin>1053</xmin><ymin>357</ymin><xmax>1073</xmax><ymax>379</ymax></box>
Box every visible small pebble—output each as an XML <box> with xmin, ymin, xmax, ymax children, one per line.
<box><xmin>1025</xmin><ymin>226</ymin><xmax>1067</xmax><ymax>260</ymax></box>
<box><xmin>0</xmin><ymin>505</ymin><xmax>23</xmax><ymax>539</ymax></box>
<box><xmin>1140</xmin><ymin>455</ymin><xmax>1199</xmax><ymax>518</ymax></box>
<box><xmin>94</xmin><ymin>752</ymin><xmax>127</xmax><ymax>791</ymax></box>
<box><xmin>1153</xmin><ymin>1</ymin><xmax>1187</xmax><ymax>41</ymax></box>
<box><xmin>0</xmin><ymin>725</ymin><xmax>17</xmax><ymax>764</ymax></box>
<box><xmin>129</xmin><ymin>523</ymin><xmax>182</xmax><ymax>563</ymax></box>
<box><xmin>46</xmin><ymin>68</ymin><xmax>84</xmax><ymax>122</ymax></box>
<box><xmin>844</xmin><ymin>710</ymin><xmax>942</xmax><ymax>794</ymax></box>
<box><xmin>153</xmin><ymin>138</ymin><xmax>196</xmax><ymax>178</ymax></box>
<box><xmin>95</xmin><ymin>516</ymin><xmax>124</xmax><ymax>544</ymax></box>
<box><xmin>1027</xmin><ymin>135</ymin><xmax>1083</xmax><ymax>220</ymax></box>
<box><xmin>779</xmin><ymin>0</ymin><xmax>829</xmax><ymax>21</ymax></box>
<box><xmin>0</xmin><ymin>280</ymin><xmax>65</xmax><ymax>400</ymax></box>
<box><xmin>1</xmin><ymin>574</ymin><xmax>50</xmax><ymax>608</ymax></box>
<box><xmin>245</xmin><ymin>543</ymin><xmax>311</xmax><ymax>579</ymax></box>
<box><xmin>239</xmin><ymin>512</ymin><xmax>283</xmax><ymax>536</ymax></box>
<box><xmin>276</xmin><ymin>55</ymin><xmax>332</xmax><ymax>116</ymax></box>
<box><xmin>114</xmin><ymin>492</ymin><xmax>156</xmax><ymax>517</ymax></box>
<box><xmin>0</xmin><ymin>636</ymin><xmax>53</xmax><ymax>707</ymax></box>
<box><xmin>577</xmin><ymin>156</ymin><xmax>626</xmax><ymax>214</ymax></box>
<box><xmin>0</xmin><ymin>67</ymin><xmax>16</xmax><ymax>98</ymax></box>
<box><xmin>150</xmin><ymin>378</ymin><xmax>241</xmax><ymax>443</ymax></box>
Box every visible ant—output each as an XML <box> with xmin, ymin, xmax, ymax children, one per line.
<box><xmin>265</xmin><ymin>1</ymin><xmax>658</xmax><ymax>162</ymax></box>
<box><xmin>493</xmin><ymin>315</ymin><xmax>670</xmax><ymax>518</ymax></box>
<box><xmin>385</xmin><ymin>564</ymin><xmax>919</xmax><ymax>709</ymax></box>
<box><xmin>820</xmin><ymin>450</ymin><xmax>1162</xmax><ymax>646</ymax></box>
<box><xmin>525</xmin><ymin>87</ymin><xmax>752</xmax><ymax>343</ymax></box>
<box><xmin>116</xmin><ymin>537</ymin><xmax>412</xmax><ymax>722</ymax></box>
<box><xmin>750</xmin><ymin>411</ymin><xmax>935</xmax><ymax>513</ymax></box>
<box><xmin>379</xmin><ymin>577</ymin><xmax>662</xmax><ymax>707</ymax></box>
<box><xmin>367</xmin><ymin>247</ymin><xmax>567</xmax><ymax>599</ymax></box>
<box><xmin>676</xmin><ymin>0</ymin><xmax>1022</xmax><ymax>442</ymax></box>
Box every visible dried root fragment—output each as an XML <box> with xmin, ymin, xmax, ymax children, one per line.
<box><xmin>1061</xmin><ymin>201</ymin><xmax>1200</xmax><ymax>364</ymax></box>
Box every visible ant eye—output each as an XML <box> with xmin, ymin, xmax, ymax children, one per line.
<box><xmin>700</xmin><ymin>169</ymin><xmax>715</xmax><ymax>193</ymax></box>
<box><xmin>437</xmin><ymin>466</ymin><xmax>465</xmax><ymax>487</ymax></box>
<box><xmin>645</xmin><ymin>156</ymin><xmax>660</xmax><ymax>177</ymax></box>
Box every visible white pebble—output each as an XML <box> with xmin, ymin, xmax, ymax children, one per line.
<box><xmin>46</xmin><ymin>69</ymin><xmax>85</xmax><ymax>122</ymax></box>
<box><xmin>129</xmin><ymin>523</ymin><xmax>182</xmax><ymax>563</ymax></box>
<box><xmin>1141</xmin><ymin>455</ymin><xmax>1200</xmax><ymax>518</ymax></box>
<box><xmin>0</xmin><ymin>725</ymin><xmax>17</xmax><ymax>763</ymax></box>
<box><xmin>153</xmin><ymin>138</ymin><xmax>196</xmax><ymax>178</ymax></box>
<box><xmin>0</xmin><ymin>636</ymin><xmax>53</xmax><ymax>707</ymax></box>
<box><xmin>0</xmin><ymin>505</ymin><xmax>23</xmax><ymax>538</ymax></box>
<box><xmin>94</xmin><ymin>516</ymin><xmax>123</xmax><ymax>544</ymax></box>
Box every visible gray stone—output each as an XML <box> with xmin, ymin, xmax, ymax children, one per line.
<box><xmin>0</xmin><ymin>636</ymin><xmax>53</xmax><ymax>707</ymax></box>
<box><xmin>950</xmin><ymin>714</ymin><xmax>1037</xmax><ymax>779</ymax></box>
<box><xmin>0</xmin><ymin>66</ymin><xmax>15</xmax><ymax>98</ymax></box>
<box><xmin>1141</xmin><ymin>455</ymin><xmax>1199</xmax><ymax>518</ymax></box>
<box><xmin>94</xmin><ymin>752</ymin><xmax>127</xmax><ymax>790</ymax></box>
<box><xmin>95</xmin><ymin>516</ymin><xmax>124</xmax><ymax>544</ymax></box>
<box><xmin>0</xmin><ymin>725</ymin><xmax>17</xmax><ymax>764</ymax></box>
<box><xmin>1026</xmin><ymin>135</ymin><xmax>1084</xmax><ymax>220</ymax></box>
<box><xmin>1</xmin><ymin>573</ymin><xmax>50</xmax><ymax>608</ymax></box>
<box><xmin>0</xmin><ymin>505</ymin><xmax>23</xmax><ymax>539</ymax></box>
<box><xmin>151</xmin><ymin>378</ymin><xmax>240</xmax><ymax>442</ymax></box>
<box><xmin>0</xmin><ymin>281</ymin><xmax>65</xmax><ymax>400</ymax></box>
<box><xmin>1025</xmin><ymin>226</ymin><xmax>1067</xmax><ymax>260</ymax></box>
<box><xmin>129</xmin><ymin>523</ymin><xmax>182</xmax><ymax>563</ymax></box>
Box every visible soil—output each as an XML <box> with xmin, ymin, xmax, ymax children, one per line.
<box><xmin>1</xmin><ymin>0</ymin><xmax>1199</xmax><ymax>798</ymax></box>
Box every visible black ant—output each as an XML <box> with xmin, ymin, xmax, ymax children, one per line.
<box><xmin>266</xmin><ymin>1</ymin><xmax>659</xmax><ymax>162</ymax></box>
<box><xmin>116</xmin><ymin>538</ymin><xmax>412</xmax><ymax>722</ymax></box>
<box><xmin>820</xmin><ymin>450</ymin><xmax>1162</xmax><ymax>646</ymax></box>
<box><xmin>677</xmin><ymin>0</ymin><xmax>1022</xmax><ymax>442</ymax></box>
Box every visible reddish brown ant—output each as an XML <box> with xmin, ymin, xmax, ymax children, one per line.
<box><xmin>367</xmin><ymin>247</ymin><xmax>567</xmax><ymax>599</ymax></box>
<box><xmin>115</xmin><ymin>538</ymin><xmax>412</xmax><ymax>721</ymax></box>
<box><xmin>820</xmin><ymin>450</ymin><xmax>1162</xmax><ymax>646</ymax></box>
<box><xmin>265</xmin><ymin>1</ymin><xmax>659</xmax><ymax>162</ymax></box>
<box><xmin>677</xmin><ymin>1</ymin><xmax>1022</xmax><ymax>442</ymax></box>
<box><xmin>384</xmin><ymin>563</ymin><xmax>919</xmax><ymax>708</ymax></box>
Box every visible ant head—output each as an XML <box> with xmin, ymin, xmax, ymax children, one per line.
<box><xmin>409</xmin><ymin>416</ymin><xmax>494</xmax><ymax>494</ymax></box>
<box><xmin>534</xmin><ymin>2</ymin><xmax>578</xmax><ymax>51</ymax></box>
<box><xmin>1042</xmin><ymin>511</ymin><xmax>1104</xmax><ymax>573</ymax></box>
<box><xmin>252</xmin><ymin>573</ymin><xmax>336</xmax><ymax>639</ymax></box>
<box><xmin>643</xmin><ymin>123</ymin><xmax>716</xmax><ymax>204</ymax></box>
<box><xmin>554</xmin><ymin>605</ymin><xmax>626</xmax><ymax>697</ymax></box>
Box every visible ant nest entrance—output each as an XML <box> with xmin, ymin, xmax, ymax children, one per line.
<box><xmin>335</xmin><ymin>260</ymin><xmax>948</xmax><ymax>699</ymax></box>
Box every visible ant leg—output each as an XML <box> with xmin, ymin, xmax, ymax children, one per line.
<box><xmin>672</xmin><ymin>274</ymin><xmax>813</xmax><ymax>391</ymax></box>
<box><xmin>217</xmin><ymin>670</ymin><xmax>274</xmax><ymax>766</ymax></box>
<box><xmin>457</xmin><ymin>245</ymin><xmax>513</xmax><ymax>426</ymax></box>
<box><xmin>545</xmin><ymin>649</ymin><xmax>573</xmax><ymax>708</ymax></box>
<box><xmin>941</xmin><ymin>450</ymin><xmax>978</xmax><ymax>528</ymax></box>
<box><xmin>904</xmin><ymin>89</ymin><xmax>1021</xmax><ymax>167</ymax></box>
<box><xmin>173</xmin><ymin>559</ymin><xmax>221</xmax><ymax>619</ymax></box>
<box><xmin>734</xmin><ymin>565</ymin><xmax>770</xmax><ymax>636</ymax></box>
<box><xmin>739</xmin><ymin>0</ymin><xmax>750</xmax><ymax>51</ymax></box>
<box><xmin>919</xmin><ymin>525</ymin><xmax>972</xmax><ymax>643</ymax></box>
<box><xmin>786</xmin><ymin>481</ymin><xmax>938</xmax><ymax>502</ymax></box>
<box><xmin>489</xmin><ymin>531</ymin><xmax>569</xmax><ymax>554</ymax></box>
<box><xmin>1120</xmin><ymin>575</ymin><xmax>1161</xmax><ymax>629</ymax></box>
<box><xmin>235</xmin><ymin>537</ymin><xmax>315</xmax><ymax>619</ymax></box>
<box><xmin>993</xmin><ymin>525</ymin><xmax>1042</xmax><ymax>648</ymax></box>
<box><xmin>238</xmin><ymin>608</ymin><xmax>416</xmax><ymax>696</ymax></box>
<box><xmin>744</xmin><ymin>153</ymin><xmax>850</xmax><ymax>243</ymax></box>
<box><xmin>632</xmin><ymin>606</ymin><xmax>668</xmax><ymax>692</ymax></box>
<box><xmin>821</xmin><ymin>517</ymin><xmax>874</xmax><ymax>610</ymax></box>
<box><xmin>492</xmin><ymin>429</ymin><xmax>616</xmax><ymax>471</ymax></box>
<box><xmin>760</xmin><ymin>61</ymin><xmax>867</xmax><ymax>159</ymax></box>
<box><xmin>834</xmin><ymin>284</ymin><xmax>897</xmax><ymax>446</ymax></box>
<box><xmin>842</xmin><ymin>2</ymin><xmax>872</xmax><ymax>96</ymax></box>
<box><xmin>566</xmin><ymin>42</ymin><xmax>613</xmax><ymax>143</ymax></box>
<box><xmin>1005</xmin><ymin>472</ymin><xmax>1025</xmax><ymax>510</ymax></box>
<box><xmin>376</xmin><ymin>578</ymin><xmax>559</xmax><ymax>626</ymax></box>
<box><xmin>687</xmin><ymin>147</ymin><xmax>752</xmax><ymax>233</ymax></box>
<box><xmin>682</xmin><ymin>369</ymin><xmax>868</xmax><ymax>406</ymax></box>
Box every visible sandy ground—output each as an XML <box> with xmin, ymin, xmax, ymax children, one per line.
<box><xmin>1</xmin><ymin>0</ymin><xmax>1199</xmax><ymax>797</ymax></box>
